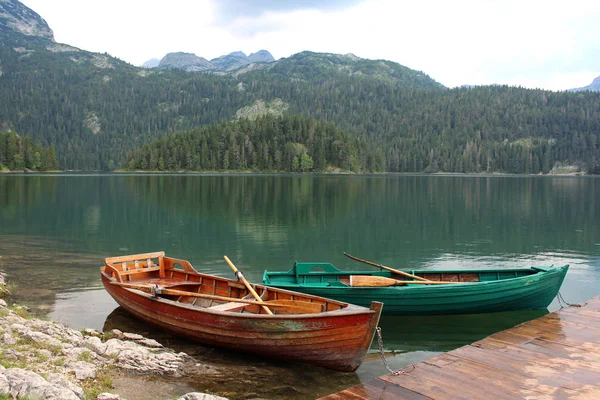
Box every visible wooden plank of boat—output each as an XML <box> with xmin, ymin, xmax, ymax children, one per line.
<box><xmin>101</xmin><ymin>252</ymin><xmax>383</xmax><ymax>372</ymax></box>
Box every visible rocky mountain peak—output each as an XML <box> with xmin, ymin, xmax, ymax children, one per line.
<box><xmin>570</xmin><ymin>75</ymin><xmax>600</xmax><ymax>92</ymax></box>
<box><xmin>158</xmin><ymin>52</ymin><xmax>213</xmax><ymax>71</ymax></box>
<box><xmin>0</xmin><ymin>0</ymin><xmax>55</xmax><ymax>41</ymax></box>
<box><xmin>151</xmin><ymin>49</ymin><xmax>276</xmax><ymax>72</ymax></box>
<box><xmin>248</xmin><ymin>50</ymin><xmax>275</xmax><ymax>63</ymax></box>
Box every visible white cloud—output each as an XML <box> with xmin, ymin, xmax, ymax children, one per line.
<box><xmin>19</xmin><ymin>0</ymin><xmax>600</xmax><ymax>90</ymax></box>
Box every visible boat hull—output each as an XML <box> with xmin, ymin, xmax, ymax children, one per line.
<box><xmin>263</xmin><ymin>265</ymin><xmax>569</xmax><ymax>316</ymax></box>
<box><xmin>101</xmin><ymin>273</ymin><xmax>382</xmax><ymax>372</ymax></box>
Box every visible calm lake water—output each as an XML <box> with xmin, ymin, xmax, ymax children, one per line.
<box><xmin>1</xmin><ymin>174</ymin><xmax>599</xmax><ymax>399</ymax></box>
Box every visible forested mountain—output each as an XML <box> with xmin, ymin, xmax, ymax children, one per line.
<box><xmin>1</xmin><ymin>0</ymin><xmax>600</xmax><ymax>174</ymax></box>
<box><xmin>126</xmin><ymin>115</ymin><xmax>374</xmax><ymax>172</ymax></box>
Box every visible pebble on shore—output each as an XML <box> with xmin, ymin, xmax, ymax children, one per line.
<box><xmin>0</xmin><ymin>291</ymin><xmax>228</xmax><ymax>400</ymax></box>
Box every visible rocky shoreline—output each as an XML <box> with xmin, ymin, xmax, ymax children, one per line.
<box><xmin>0</xmin><ymin>273</ymin><xmax>228</xmax><ymax>400</ymax></box>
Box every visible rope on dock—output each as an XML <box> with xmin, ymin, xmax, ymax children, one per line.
<box><xmin>376</xmin><ymin>327</ymin><xmax>415</xmax><ymax>376</ymax></box>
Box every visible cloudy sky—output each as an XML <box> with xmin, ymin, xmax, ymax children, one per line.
<box><xmin>20</xmin><ymin>0</ymin><xmax>600</xmax><ymax>90</ymax></box>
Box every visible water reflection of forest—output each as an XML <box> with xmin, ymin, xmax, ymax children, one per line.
<box><xmin>1</xmin><ymin>174</ymin><xmax>599</xmax><ymax>275</ymax></box>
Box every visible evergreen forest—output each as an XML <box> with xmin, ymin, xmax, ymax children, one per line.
<box><xmin>0</xmin><ymin>131</ymin><xmax>59</xmax><ymax>171</ymax></box>
<box><xmin>1</xmin><ymin>28</ymin><xmax>600</xmax><ymax>174</ymax></box>
<box><xmin>125</xmin><ymin>115</ymin><xmax>374</xmax><ymax>172</ymax></box>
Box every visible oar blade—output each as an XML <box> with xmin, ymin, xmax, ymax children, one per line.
<box><xmin>349</xmin><ymin>275</ymin><xmax>405</xmax><ymax>287</ymax></box>
<box><xmin>348</xmin><ymin>276</ymin><xmax>463</xmax><ymax>286</ymax></box>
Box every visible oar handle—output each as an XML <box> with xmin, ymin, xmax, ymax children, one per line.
<box><xmin>224</xmin><ymin>255</ymin><xmax>273</xmax><ymax>315</ymax></box>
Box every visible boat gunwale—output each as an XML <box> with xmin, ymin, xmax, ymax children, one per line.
<box><xmin>263</xmin><ymin>265</ymin><xmax>570</xmax><ymax>289</ymax></box>
<box><xmin>101</xmin><ymin>269</ymin><xmax>377</xmax><ymax>319</ymax></box>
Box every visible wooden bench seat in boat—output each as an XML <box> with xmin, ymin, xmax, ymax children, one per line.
<box><xmin>119</xmin><ymin>266</ymin><xmax>162</xmax><ymax>276</ymax></box>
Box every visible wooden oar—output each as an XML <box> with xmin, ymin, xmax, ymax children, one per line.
<box><xmin>349</xmin><ymin>275</ymin><xmax>463</xmax><ymax>287</ymax></box>
<box><xmin>110</xmin><ymin>282</ymin><xmax>322</xmax><ymax>313</ymax></box>
<box><xmin>343</xmin><ymin>252</ymin><xmax>431</xmax><ymax>282</ymax></box>
<box><xmin>224</xmin><ymin>255</ymin><xmax>273</xmax><ymax>315</ymax></box>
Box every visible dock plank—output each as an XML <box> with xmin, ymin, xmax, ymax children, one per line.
<box><xmin>323</xmin><ymin>379</ymin><xmax>432</xmax><ymax>400</ymax></box>
<box><xmin>320</xmin><ymin>297</ymin><xmax>600</xmax><ymax>400</ymax></box>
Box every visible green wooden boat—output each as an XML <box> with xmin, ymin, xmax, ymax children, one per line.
<box><xmin>262</xmin><ymin>262</ymin><xmax>569</xmax><ymax>316</ymax></box>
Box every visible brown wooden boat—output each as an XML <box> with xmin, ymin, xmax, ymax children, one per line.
<box><xmin>100</xmin><ymin>251</ymin><xmax>383</xmax><ymax>372</ymax></box>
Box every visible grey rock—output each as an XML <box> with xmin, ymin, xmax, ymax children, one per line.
<box><xmin>10</xmin><ymin>323</ymin><xmax>28</xmax><ymax>335</ymax></box>
<box><xmin>178</xmin><ymin>393</ymin><xmax>229</xmax><ymax>400</ymax></box>
<box><xmin>117</xmin><ymin>348</ymin><xmax>185</xmax><ymax>376</ymax></box>
<box><xmin>137</xmin><ymin>338</ymin><xmax>162</xmax><ymax>348</ymax></box>
<box><xmin>25</xmin><ymin>330</ymin><xmax>64</xmax><ymax>348</ymax></box>
<box><xmin>97</xmin><ymin>393</ymin><xmax>121</xmax><ymax>400</ymax></box>
<box><xmin>0</xmin><ymin>0</ymin><xmax>55</xmax><ymax>41</ymax></box>
<box><xmin>64</xmin><ymin>361</ymin><xmax>97</xmax><ymax>380</ymax></box>
<box><xmin>0</xmin><ymin>376</ymin><xmax>10</xmax><ymax>394</ymax></box>
<box><xmin>62</xmin><ymin>346</ymin><xmax>99</xmax><ymax>362</ymax></box>
<box><xmin>121</xmin><ymin>332</ymin><xmax>143</xmax><ymax>341</ymax></box>
<box><xmin>110</xmin><ymin>328</ymin><xmax>123</xmax><ymax>338</ymax></box>
<box><xmin>3</xmin><ymin>349</ymin><xmax>21</xmax><ymax>359</ymax></box>
<box><xmin>82</xmin><ymin>328</ymin><xmax>103</xmax><ymax>337</ymax></box>
<box><xmin>0</xmin><ymin>299</ymin><xmax>7</xmax><ymax>308</ymax></box>
<box><xmin>46</xmin><ymin>372</ymin><xmax>85</xmax><ymax>400</ymax></box>
<box><xmin>0</xmin><ymin>373</ymin><xmax>8</xmax><ymax>394</ymax></box>
<box><xmin>103</xmin><ymin>338</ymin><xmax>139</xmax><ymax>357</ymax></box>
<box><xmin>2</xmin><ymin>333</ymin><xmax>16</xmax><ymax>345</ymax></box>
<box><xmin>1</xmin><ymin>368</ymin><xmax>80</xmax><ymax>400</ymax></box>
<box><xmin>50</xmin><ymin>325</ymin><xmax>84</xmax><ymax>345</ymax></box>
<box><xmin>83</xmin><ymin>335</ymin><xmax>107</xmax><ymax>354</ymax></box>
<box><xmin>38</xmin><ymin>349</ymin><xmax>52</xmax><ymax>359</ymax></box>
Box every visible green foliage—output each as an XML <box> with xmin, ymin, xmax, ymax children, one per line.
<box><xmin>80</xmin><ymin>368</ymin><xmax>114</xmax><ymax>399</ymax></box>
<box><xmin>299</xmin><ymin>153</ymin><xmax>314</xmax><ymax>172</ymax></box>
<box><xmin>126</xmin><ymin>115</ymin><xmax>372</xmax><ymax>172</ymax></box>
<box><xmin>0</xmin><ymin>131</ymin><xmax>57</xmax><ymax>171</ymax></box>
<box><xmin>0</xmin><ymin>280</ymin><xmax>16</xmax><ymax>298</ymax></box>
<box><xmin>77</xmin><ymin>350</ymin><xmax>93</xmax><ymax>363</ymax></box>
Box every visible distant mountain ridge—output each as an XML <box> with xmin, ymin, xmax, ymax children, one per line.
<box><xmin>267</xmin><ymin>51</ymin><xmax>444</xmax><ymax>88</ymax></box>
<box><xmin>154</xmin><ymin>50</ymin><xmax>276</xmax><ymax>72</ymax></box>
<box><xmin>142</xmin><ymin>58</ymin><xmax>160</xmax><ymax>68</ymax></box>
<box><xmin>570</xmin><ymin>75</ymin><xmax>600</xmax><ymax>92</ymax></box>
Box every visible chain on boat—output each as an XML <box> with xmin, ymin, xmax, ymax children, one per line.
<box><xmin>556</xmin><ymin>291</ymin><xmax>583</xmax><ymax>309</ymax></box>
<box><xmin>376</xmin><ymin>327</ymin><xmax>415</xmax><ymax>376</ymax></box>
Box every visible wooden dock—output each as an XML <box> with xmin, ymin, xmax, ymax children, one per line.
<box><xmin>321</xmin><ymin>296</ymin><xmax>600</xmax><ymax>399</ymax></box>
